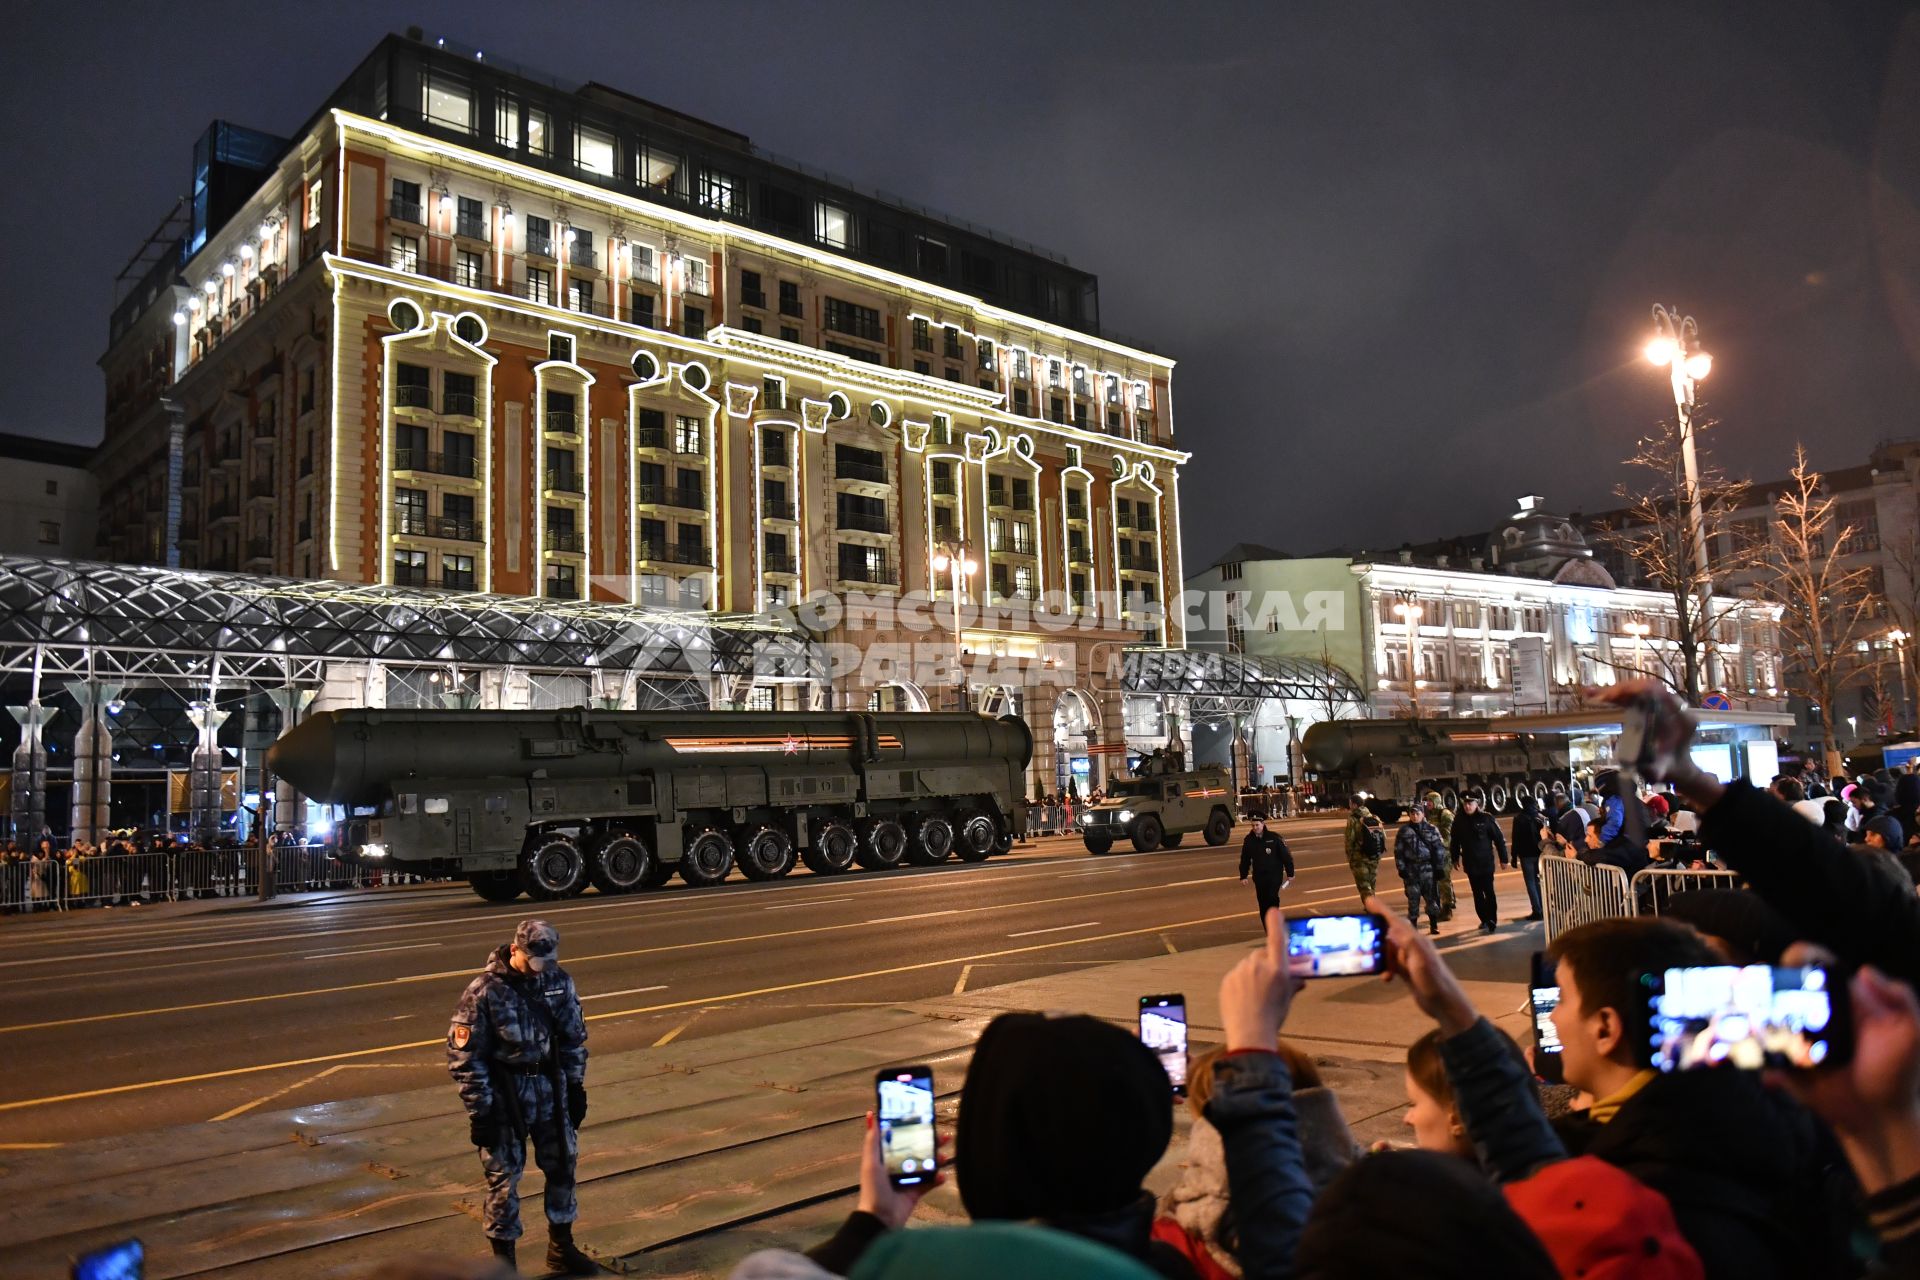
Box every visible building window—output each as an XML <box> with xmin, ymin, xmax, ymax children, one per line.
<box><xmin>390</xmin><ymin>178</ymin><xmax>422</xmax><ymax>223</ymax></box>
<box><xmin>815</xmin><ymin>202</ymin><xmax>851</xmax><ymax>249</ymax></box>
<box><xmin>1047</xmin><ymin>359</ymin><xmax>1063</xmax><ymax>389</ymax></box>
<box><xmin>761</xmin><ymin>425</ymin><xmax>788</xmax><ymax>465</ymax></box>
<box><xmin>638</xmin><ymin>144</ymin><xmax>680</xmax><ymax>194</ymax></box>
<box><xmin>742</xmin><ymin>316</ymin><xmax>762</xmax><ymax>334</ymax></box>
<box><xmin>305</xmin><ymin>179</ymin><xmax>323</xmax><ymax>229</ymax></box>
<box><xmin>455</xmin><ymin>249</ymin><xmax>484</xmax><ymax>288</ymax></box>
<box><xmin>823</xmin><ymin>298</ymin><xmax>883</xmax><ymax>341</ymax></box>
<box><xmin>394</xmin><ymin>363</ymin><xmax>431</xmax><ymax>409</ymax></box>
<box><xmin>421</xmin><ymin>74</ymin><xmax>472</xmax><ymax>131</ymax></box>
<box><xmin>1048</xmin><ymin>397</ymin><xmax>1065</xmax><ymax>424</ymax></box>
<box><xmin>45</xmin><ymin>479</ymin><xmax>58</xmax><ymax>496</ymax></box>
<box><xmin>575</xmin><ymin>125</ymin><xmax>616</xmax><ymax>176</ymax></box>
<box><xmin>526</xmin><ymin>109</ymin><xmax>550</xmax><ymax>156</ymax></box>
<box><xmin>570</xmin><ymin>227</ymin><xmax>596</xmax><ymax>268</ymax></box>
<box><xmin>628</xmin><ymin>242</ymin><xmax>657</xmax><ymax>283</ymax></box>
<box><xmin>763</xmin><ymin>378</ymin><xmax>786</xmax><ymax>412</ymax></box>
<box><xmin>526</xmin><ymin>266</ymin><xmax>552</xmax><ymax>305</ymax></box>
<box><xmin>698</xmin><ymin>169</ymin><xmax>737</xmax><ymax>213</ymax></box>
<box><xmin>525</xmin><ymin>215</ymin><xmax>554</xmax><ymax>259</ymax></box>
<box><xmin>494</xmin><ymin>96</ymin><xmax>518</xmax><ymax>148</ymax></box>
<box><xmin>1064</xmin><ymin>445</ymin><xmax>1080</xmax><ymax>470</ymax></box>
<box><xmin>455</xmin><ymin>195</ymin><xmax>485</xmax><ymax>240</ymax></box>
<box><xmin>917</xmin><ymin>236</ymin><xmax>949</xmax><ymax>276</ymax></box>
<box><xmin>979</xmin><ymin>339</ymin><xmax>996</xmax><ymax>371</ymax></box>
<box><xmin>778</xmin><ymin>280</ymin><xmax>802</xmax><ymax>317</ymax></box>
<box><xmin>1013</xmin><ymin>386</ymin><xmax>1030</xmax><ymax>416</ymax></box>
<box><xmin>912</xmin><ymin>317</ymin><xmax>932</xmax><ymax>352</ymax></box>
<box><xmin>37</xmin><ymin>521</ymin><xmax>59</xmax><ymax>545</ymax></box>
<box><xmin>682</xmin><ymin>256</ymin><xmax>709</xmax><ymax>296</ymax></box>
<box><xmin>740</xmin><ymin>269</ymin><xmax>764</xmax><ymax>308</ymax></box>
<box><xmin>913</xmin><ymin>360</ymin><xmax>931</xmax><ymax>375</ymax></box>
<box><xmin>943</xmin><ymin>327</ymin><xmax>962</xmax><ymax>359</ymax></box>
<box><xmin>389</xmin><ymin>234</ymin><xmax>420</xmax><ymax>273</ymax></box>
<box><xmin>549</xmin><ymin>332</ymin><xmax>574</xmax><ymax>363</ymax></box>
<box><xmin>675</xmin><ymin>415</ymin><xmax>703</xmax><ymax>454</ymax></box>
<box><xmin>683</xmin><ymin>305</ymin><xmax>705</xmax><ymax>337</ymax></box>
<box><xmin>569</xmin><ymin>278</ymin><xmax>595</xmax><ymax>314</ymax></box>
<box><xmin>444</xmin><ymin>554</ymin><xmax>476</xmax><ymax>590</ymax></box>
<box><xmin>631</xmin><ymin>292</ymin><xmax>653</xmax><ymax>328</ymax></box>
<box><xmin>393</xmin><ymin>549</ymin><xmax>427</xmax><ymax>586</ymax></box>
<box><xmin>780</xmin><ymin>325</ymin><xmax>801</xmax><ymax>344</ymax></box>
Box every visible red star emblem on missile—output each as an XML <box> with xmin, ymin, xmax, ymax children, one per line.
<box><xmin>782</xmin><ymin>736</ymin><xmax>802</xmax><ymax>755</ymax></box>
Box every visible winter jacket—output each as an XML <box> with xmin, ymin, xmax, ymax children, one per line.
<box><xmin>1510</xmin><ymin>808</ymin><xmax>1545</xmax><ymax>860</ymax></box>
<box><xmin>1157</xmin><ymin>1092</ymin><xmax>1358</xmax><ymax>1278</ymax></box>
<box><xmin>1448</xmin><ymin>811</ymin><xmax>1508</xmax><ymax>868</ymax></box>
<box><xmin>1341</xmin><ymin>809</ymin><xmax>1374</xmax><ymax>858</ymax></box>
<box><xmin>1201</xmin><ymin>1052</ymin><xmax>1316</xmax><ymax>1280</ymax></box>
<box><xmin>1699</xmin><ymin>778</ymin><xmax>1920</xmax><ymax>993</ymax></box>
<box><xmin>1553</xmin><ymin>1068</ymin><xmax>1853</xmax><ymax>1280</ymax></box>
<box><xmin>446</xmin><ymin>943</ymin><xmax>589</xmax><ymax>1122</ymax></box>
<box><xmin>1238</xmin><ymin>832</ymin><xmax>1295</xmax><ymax>892</ymax></box>
<box><xmin>1551</xmin><ymin>803</ymin><xmax>1587</xmax><ymax>848</ymax></box>
<box><xmin>1393</xmin><ymin>821</ymin><xmax>1447</xmax><ymax>884</ymax></box>
<box><xmin>1424</xmin><ymin>793</ymin><xmax>1455</xmax><ymax>846</ymax></box>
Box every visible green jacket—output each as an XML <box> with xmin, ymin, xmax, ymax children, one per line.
<box><xmin>1425</xmin><ymin>792</ymin><xmax>1455</xmax><ymax>845</ymax></box>
<box><xmin>1344</xmin><ymin>808</ymin><xmax>1378</xmax><ymax>857</ymax></box>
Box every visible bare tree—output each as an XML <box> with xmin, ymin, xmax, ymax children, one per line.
<box><xmin>1883</xmin><ymin>525</ymin><xmax>1920</xmax><ymax>728</ymax></box>
<box><xmin>1595</xmin><ymin>411</ymin><xmax>1756</xmax><ymax>702</ymax></box>
<box><xmin>1756</xmin><ymin>448</ymin><xmax>1878</xmax><ymax>775</ymax></box>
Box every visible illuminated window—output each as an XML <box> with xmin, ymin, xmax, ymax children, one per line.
<box><xmin>638</xmin><ymin>144</ymin><xmax>679</xmax><ymax>193</ymax></box>
<box><xmin>675</xmin><ymin>415</ymin><xmax>703</xmax><ymax>454</ymax></box>
<box><xmin>629</xmin><ymin>242</ymin><xmax>657</xmax><ymax>283</ymax></box>
<box><xmin>526</xmin><ymin>267</ymin><xmax>552</xmax><ymax>305</ymax></box>
<box><xmin>389</xmin><ymin>234</ymin><xmax>420</xmax><ymax>273</ymax></box>
<box><xmin>454</xmin><ymin>249</ymin><xmax>484</xmax><ymax>288</ymax></box>
<box><xmin>304</xmin><ymin>179</ymin><xmax>323</xmax><ymax>229</ymax></box>
<box><xmin>682</xmin><ymin>256</ymin><xmax>709</xmax><ymax>296</ymax></box>
<box><xmin>815</xmin><ymin>202</ymin><xmax>850</xmax><ymax>249</ymax></box>
<box><xmin>699</xmin><ymin>170</ymin><xmax>736</xmax><ymax>214</ymax></box>
<box><xmin>421</xmin><ymin>75</ymin><xmax>472</xmax><ymax>131</ymax></box>
<box><xmin>575</xmin><ymin>125</ymin><xmax>615</xmax><ymax>176</ymax></box>
<box><xmin>494</xmin><ymin>96</ymin><xmax>518</xmax><ymax>148</ymax></box>
<box><xmin>527</xmin><ymin>110</ymin><xmax>550</xmax><ymax>157</ymax></box>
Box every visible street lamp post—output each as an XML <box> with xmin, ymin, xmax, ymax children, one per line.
<box><xmin>1393</xmin><ymin>589</ymin><xmax>1424</xmax><ymax>722</ymax></box>
<box><xmin>1645</xmin><ymin>305</ymin><xmax>1716</xmax><ymax>691</ymax></box>
<box><xmin>1890</xmin><ymin>628</ymin><xmax>1912</xmax><ymax>729</ymax></box>
<box><xmin>931</xmin><ymin>539</ymin><xmax>978</xmax><ymax>712</ymax></box>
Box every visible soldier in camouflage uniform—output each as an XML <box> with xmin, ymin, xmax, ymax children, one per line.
<box><xmin>1425</xmin><ymin>790</ymin><xmax>1457</xmax><ymax>922</ymax></box>
<box><xmin>1342</xmin><ymin>797</ymin><xmax>1383</xmax><ymax>898</ymax></box>
<box><xmin>449</xmin><ymin>918</ymin><xmax>600</xmax><ymax>1275</ymax></box>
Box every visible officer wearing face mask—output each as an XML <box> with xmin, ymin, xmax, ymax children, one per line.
<box><xmin>448</xmin><ymin>918</ymin><xmax>599</xmax><ymax>1274</ymax></box>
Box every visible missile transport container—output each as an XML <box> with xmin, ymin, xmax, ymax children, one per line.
<box><xmin>1301</xmin><ymin>717</ymin><xmax>1572</xmax><ymax>817</ymax></box>
<box><xmin>269</xmin><ymin>707</ymin><xmax>1032</xmax><ymax>902</ymax></box>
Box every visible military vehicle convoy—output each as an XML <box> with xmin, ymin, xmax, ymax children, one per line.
<box><xmin>268</xmin><ymin>707</ymin><xmax>1032</xmax><ymax>902</ymax></box>
<box><xmin>1301</xmin><ymin>717</ymin><xmax>1573</xmax><ymax>817</ymax></box>
<box><xmin>1077</xmin><ymin>747</ymin><xmax>1236</xmax><ymax>854</ymax></box>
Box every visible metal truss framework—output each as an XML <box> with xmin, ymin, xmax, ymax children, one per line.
<box><xmin>1121</xmin><ymin>647</ymin><xmax>1366</xmax><ymax>723</ymax></box>
<box><xmin>0</xmin><ymin>556</ymin><xmax>819</xmax><ymax>710</ymax></box>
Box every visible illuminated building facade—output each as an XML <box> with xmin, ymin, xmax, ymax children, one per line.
<box><xmin>95</xmin><ymin>30</ymin><xmax>1188</xmax><ymax>791</ymax></box>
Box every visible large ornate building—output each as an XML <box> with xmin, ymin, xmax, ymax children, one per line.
<box><xmin>94</xmin><ymin>30</ymin><xmax>1188</xmax><ymax>793</ymax></box>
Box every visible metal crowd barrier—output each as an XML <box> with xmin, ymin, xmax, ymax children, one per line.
<box><xmin>1632</xmin><ymin>866</ymin><xmax>1744</xmax><ymax>917</ymax></box>
<box><xmin>0</xmin><ymin>844</ymin><xmax>446</xmax><ymax>913</ymax></box>
<box><xmin>1540</xmin><ymin>852</ymin><xmax>1632</xmax><ymax>942</ymax></box>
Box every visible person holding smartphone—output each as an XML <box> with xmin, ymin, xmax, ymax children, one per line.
<box><xmin>1239</xmin><ymin>817</ymin><xmax>1294</xmax><ymax>932</ymax></box>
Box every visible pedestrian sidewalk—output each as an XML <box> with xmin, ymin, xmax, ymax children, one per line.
<box><xmin>0</xmin><ymin>934</ymin><xmax>1529</xmax><ymax>1279</ymax></box>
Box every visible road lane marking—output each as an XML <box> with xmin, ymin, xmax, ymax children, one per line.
<box><xmin>0</xmin><ymin>873</ymin><xmax>1241</xmax><ymax>1036</ymax></box>
<box><xmin>0</xmin><ymin>909</ymin><xmax>1256</xmax><ymax>1113</ymax></box>
<box><xmin>302</xmin><ymin>941</ymin><xmax>443</xmax><ymax>960</ymax></box>
<box><xmin>953</xmin><ymin>964</ymin><xmax>973</xmax><ymax>994</ymax></box>
<box><xmin>209</xmin><ymin>1061</ymin><xmax>421</xmax><ymax>1122</ymax></box>
<box><xmin>582</xmin><ymin>985</ymin><xmax>669</xmax><ymax>1000</ymax></box>
<box><xmin>652</xmin><ymin>1017</ymin><xmax>696</xmax><ymax>1046</ymax></box>
<box><xmin>1161</xmin><ymin>933</ymin><xmax>1180</xmax><ymax>955</ymax></box>
<box><xmin>764</xmin><ymin>897</ymin><xmax>852</xmax><ymax>910</ymax></box>
<box><xmin>1006</xmin><ymin>922</ymin><xmax>1099</xmax><ymax>937</ymax></box>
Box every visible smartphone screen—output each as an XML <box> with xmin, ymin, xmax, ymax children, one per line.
<box><xmin>1139</xmin><ymin>994</ymin><xmax>1189</xmax><ymax>1097</ymax></box>
<box><xmin>1644</xmin><ymin>965</ymin><xmax>1850</xmax><ymax>1072</ymax></box>
<box><xmin>72</xmin><ymin>1239</ymin><xmax>144</xmax><ymax>1280</ymax></box>
<box><xmin>1529</xmin><ymin>951</ymin><xmax>1564</xmax><ymax>1084</ymax></box>
<box><xmin>1286</xmin><ymin>913</ymin><xmax>1385</xmax><ymax>978</ymax></box>
<box><xmin>875</xmin><ymin>1066</ymin><xmax>936</xmax><ymax>1188</ymax></box>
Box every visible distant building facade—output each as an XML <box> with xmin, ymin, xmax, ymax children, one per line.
<box><xmin>0</xmin><ymin>434</ymin><xmax>96</xmax><ymax>559</ymax></box>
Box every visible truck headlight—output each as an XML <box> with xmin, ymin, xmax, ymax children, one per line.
<box><xmin>1117</xmin><ymin>809</ymin><xmax>1134</xmax><ymax>823</ymax></box>
<box><xmin>361</xmin><ymin>843</ymin><xmax>388</xmax><ymax>860</ymax></box>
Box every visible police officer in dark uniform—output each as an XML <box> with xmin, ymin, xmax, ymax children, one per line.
<box><xmin>448</xmin><ymin>918</ymin><xmax>600</xmax><ymax>1274</ymax></box>
<box><xmin>1238</xmin><ymin>817</ymin><xmax>1295</xmax><ymax>931</ymax></box>
<box><xmin>1447</xmin><ymin>794</ymin><xmax>1510</xmax><ymax>934</ymax></box>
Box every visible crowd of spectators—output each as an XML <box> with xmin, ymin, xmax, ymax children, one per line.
<box><xmin>704</xmin><ymin>683</ymin><xmax>1920</xmax><ymax>1279</ymax></box>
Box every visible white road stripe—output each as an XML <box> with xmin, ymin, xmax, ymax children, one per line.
<box><xmin>581</xmin><ymin>985</ymin><xmax>669</xmax><ymax>1000</ymax></box>
<box><xmin>881</xmin><ymin>909</ymin><xmax>961</xmax><ymax>923</ymax></box>
<box><xmin>302</xmin><ymin>941</ymin><xmax>442</xmax><ymax>960</ymax></box>
<box><xmin>765</xmin><ymin>897</ymin><xmax>852</xmax><ymax>910</ymax></box>
<box><xmin>1007</xmin><ymin>922</ymin><xmax>1099</xmax><ymax>938</ymax></box>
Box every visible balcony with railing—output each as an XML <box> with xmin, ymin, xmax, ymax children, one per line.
<box><xmin>545</xmin><ymin>409</ymin><xmax>579</xmax><ymax>435</ymax></box>
<box><xmin>741</xmin><ymin>287</ymin><xmax>766</xmax><ymax>309</ymax></box>
<box><xmin>1118</xmin><ymin>550</ymin><xmax>1154</xmax><ymax>571</ymax></box>
<box><xmin>764</xmin><ymin>551</ymin><xmax>797</xmax><ymax>574</ymax></box>
<box><xmin>639</xmin><ymin>483</ymin><xmax>706</xmax><ymax>511</ymax></box>
<box><xmin>394</xmin><ymin>509</ymin><xmax>481</xmax><ymax>542</ymax></box>
<box><xmin>837</xmin><ymin>558</ymin><xmax>897</xmax><ymax>586</ymax></box>
<box><xmin>570</xmin><ymin>241</ymin><xmax>598</xmax><ymax>271</ymax></box>
<box><xmin>931</xmin><ymin>476</ymin><xmax>958</xmax><ymax>497</ymax></box>
<box><xmin>636</xmin><ymin>423</ymin><xmax>669</xmax><ymax>451</ymax></box>
<box><xmin>455</xmin><ymin>214</ymin><xmax>487</xmax><ymax>241</ymax></box>
<box><xmin>778</xmin><ymin>292</ymin><xmax>804</xmax><ymax>318</ymax></box>
<box><xmin>638</xmin><ymin>540</ymin><xmax>710</xmax><ymax>566</ymax></box>
<box><xmin>761</xmin><ymin>497</ymin><xmax>796</xmax><ymax>521</ymax></box>
<box><xmin>394</xmin><ymin>384</ymin><xmax>433</xmax><ymax>410</ymax></box>
<box><xmin>544</xmin><ymin>578</ymin><xmax>580</xmax><ymax>600</ymax></box>
<box><xmin>394</xmin><ymin>448</ymin><xmax>477</xmax><ymax>479</ymax></box>
<box><xmin>835</xmin><ymin>457</ymin><xmax>887</xmax><ymax>483</ymax></box>
<box><xmin>1068</xmin><ymin>541</ymin><xmax>1093</xmax><ymax>565</ymax></box>
<box><xmin>438</xmin><ymin>570</ymin><xmax>478</xmax><ymax>592</ymax></box>
<box><xmin>1066</xmin><ymin>496</ymin><xmax>1088</xmax><ymax>522</ymax></box>
<box><xmin>525</xmin><ymin>233</ymin><xmax>555</xmax><ymax>259</ymax></box>
<box><xmin>443</xmin><ymin>391</ymin><xmax>479</xmax><ymax>418</ymax></box>
<box><xmin>545</xmin><ymin>470</ymin><xmax>584</xmax><ymax>495</ymax></box>
<box><xmin>837</xmin><ymin>507</ymin><xmax>890</xmax><ymax>533</ymax></box>
<box><xmin>389</xmin><ymin>196</ymin><xmax>424</xmax><ymax>225</ymax></box>
<box><xmin>544</xmin><ymin>528</ymin><xmax>583</xmax><ymax>554</ymax></box>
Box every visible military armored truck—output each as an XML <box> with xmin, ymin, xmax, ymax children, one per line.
<box><xmin>1301</xmin><ymin>717</ymin><xmax>1572</xmax><ymax>817</ymax></box>
<box><xmin>1076</xmin><ymin>747</ymin><xmax>1236</xmax><ymax>854</ymax></box>
<box><xmin>268</xmin><ymin>707</ymin><xmax>1031</xmax><ymax>902</ymax></box>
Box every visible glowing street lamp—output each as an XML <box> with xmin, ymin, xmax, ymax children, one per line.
<box><xmin>1393</xmin><ymin>590</ymin><xmax>1424</xmax><ymax>720</ymax></box>
<box><xmin>1622</xmin><ymin>618</ymin><xmax>1652</xmax><ymax>676</ymax></box>
<box><xmin>1646</xmin><ymin>305</ymin><xmax>1716</xmax><ymax>691</ymax></box>
<box><xmin>931</xmin><ymin>539</ymin><xmax>978</xmax><ymax>708</ymax></box>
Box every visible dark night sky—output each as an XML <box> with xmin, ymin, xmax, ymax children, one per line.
<box><xmin>7</xmin><ymin>1</ymin><xmax>1919</xmax><ymax>569</ymax></box>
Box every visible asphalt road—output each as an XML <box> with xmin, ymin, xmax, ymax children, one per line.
<box><xmin>0</xmin><ymin>815</ymin><xmax>1543</xmax><ymax>1146</ymax></box>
